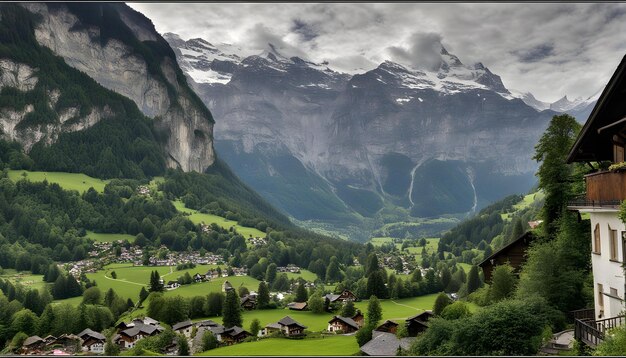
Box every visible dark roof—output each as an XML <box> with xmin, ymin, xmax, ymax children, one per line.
<box><xmin>77</xmin><ymin>328</ymin><xmax>105</xmax><ymax>341</ymax></box>
<box><xmin>567</xmin><ymin>54</ymin><xmax>626</xmax><ymax>163</ymax></box>
<box><xmin>172</xmin><ymin>320</ymin><xmax>193</xmax><ymax>331</ymax></box>
<box><xmin>377</xmin><ymin>320</ymin><xmax>399</xmax><ymax>328</ymax></box>
<box><xmin>324</xmin><ymin>294</ymin><xmax>340</xmax><ymax>302</ymax></box>
<box><xmin>360</xmin><ymin>331</ymin><xmax>415</xmax><ymax>356</ymax></box>
<box><xmin>329</xmin><ymin>316</ymin><xmax>359</xmax><ymax>330</ymax></box>
<box><xmin>478</xmin><ymin>231</ymin><xmax>536</xmax><ymax>268</ymax></box>
<box><xmin>278</xmin><ymin>316</ymin><xmax>307</xmax><ymax>328</ymax></box>
<box><xmin>196</xmin><ymin>319</ymin><xmax>220</xmax><ymax>328</ymax></box>
<box><xmin>23</xmin><ymin>336</ymin><xmax>44</xmax><ymax>347</ymax></box>
<box><xmin>406</xmin><ymin>310</ymin><xmax>433</xmax><ymax>322</ymax></box>
<box><xmin>288</xmin><ymin>302</ymin><xmax>308</xmax><ymax>310</ymax></box>
<box><xmin>225</xmin><ymin>326</ymin><xmax>250</xmax><ymax>337</ymax></box>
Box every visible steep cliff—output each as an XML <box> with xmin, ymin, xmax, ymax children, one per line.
<box><xmin>3</xmin><ymin>3</ymin><xmax>215</xmax><ymax>173</ymax></box>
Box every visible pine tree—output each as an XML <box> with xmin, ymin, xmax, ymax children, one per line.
<box><xmin>257</xmin><ymin>281</ymin><xmax>270</xmax><ymax>308</ymax></box>
<box><xmin>341</xmin><ymin>300</ymin><xmax>356</xmax><ymax>317</ymax></box>
<box><xmin>466</xmin><ymin>266</ymin><xmax>480</xmax><ymax>294</ymax></box>
<box><xmin>222</xmin><ymin>289</ymin><xmax>242</xmax><ymax>328</ymax></box>
<box><xmin>177</xmin><ymin>334</ymin><xmax>190</xmax><ymax>355</ymax></box>
<box><xmin>366</xmin><ymin>295</ymin><xmax>382</xmax><ymax>327</ymax></box>
<box><xmin>433</xmin><ymin>292</ymin><xmax>452</xmax><ymax>316</ymax></box>
<box><xmin>249</xmin><ymin>318</ymin><xmax>261</xmax><ymax>336</ymax></box>
<box><xmin>149</xmin><ymin>270</ymin><xmax>164</xmax><ymax>292</ymax></box>
<box><xmin>139</xmin><ymin>286</ymin><xmax>149</xmax><ymax>303</ymax></box>
<box><xmin>295</xmin><ymin>282</ymin><xmax>308</xmax><ymax>302</ymax></box>
<box><xmin>366</xmin><ymin>270</ymin><xmax>387</xmax><ymax>299</ymax></box>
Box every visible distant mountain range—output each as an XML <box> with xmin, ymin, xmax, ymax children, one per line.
<box><xmin>164</xmin><ymin>32</ymin><xmax>596</xmax><ymax>236</ymax></box>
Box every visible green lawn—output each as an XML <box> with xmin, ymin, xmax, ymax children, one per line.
<box><xmin>0</xmin><ymin>269</ymin><xmax>48</xmax><ymax>291</ymax></box>
<box><xmin>285</xmin><ymin>269</ymin><xmax>318</xmax><ymax>282</ymax></box>
<box><xmin>86</xmin><ymin>231</ymin><xmax>136</xmax><ymax>243</ymax></box>
<box><xmin>196</xmin><ymin>335</ymin><xmax>359</xmax><ymax>356</ymax></box>
<box><xmin>354</xmin><ymin>294</ymin><xmax>439</xmax><ymax>322</ymax></box>
<box><xmin>173</xmin><ymin>201</ymin><xmax>266</xmax><ymax>238</ymax></box>
<box><xmin>501</xmin><ymin>191</ymin><xmax>544</xmax><ymax>221</ymax></box>
<box><xmin>7</xmin><ymin>170</ymin><xmax>109</xmax><ymax>193</ymax></box>
<box><xmin>369</xmin><ymin>237</ymin><xmax>439</xmax><ymax>255</ymax></box>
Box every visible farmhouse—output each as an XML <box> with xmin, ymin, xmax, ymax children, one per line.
<box><xmin>222</xmin><ymin>280</ymin><xmax>234</xmax><ymax>292</ymax></box>
<box><xmin>324</xmin><ymin>289</ymin><xmax>358</xmax><ymax>303</ymax></box>
<box><xmin>375</xmin><ymin>320</ymin><xmax>399</xmax><ymax>334</ymax></box>
<box><xmin>360</xmin><ymin>331</ymin><xmax>415</xmax><ymax>356</ymax></box>
<box><xmin>406</xmin><ymin>311</ymin><xmax>433</xmax><ymax>337</ymax></box>
<box><xmin>193</xmin><ymin>273</ymin><xmax>207</xmax><ymax>282</ymax></box>
<box><xmin>114</xmin><ymin>318</ymin><xmax>165</xmax><ymax>349</ymax></box>
<box><xmin>287</xmin><ymin>302</ymin><xmax>308</xmax><ymax>311</ymax></box>
<box><xmin>240</xmin><ymin>294</ymin><xmax>257</xmax><ymax>310</ymax></box>
<box><xmin>262</xmin><ymin>316</ymin><xmax>307</xmax><ymax>337</ymax></box>
<box><xmin>566</xmin><ymin>53</ymin><xmax>626</xmax><ymax>347</ymax></box>
<box><xmin>172</xmin><ymin>320</ymin><xmax>194</xmax><ymax>338</ymax></box>
<box><xmin>478</xmin><ymin>231</ymin><xmax>537</xmax><ymax>282</ymax></box>
<box><xmin>327</xmin><ymin>316</ymin><xmax>360</xmax><ymax>334</ymax></box>
<box><xmin>165</xmin><ymin>280</ymin><xmax>180</xmax><ymax>289</ymax></box>
<box><xmin>21</xmin><ymin>336</ymin><xmax>45</xmax><ymax>354</ymax></box>
<box><xmin>77</xmin><ymin>328</ymin><xmax>105</xmax><ymax>354</ymax></box>
<box><xmin>221</xmin><ymin>326</ymin><xmax>251</xmax><ymax>345</ymax></box>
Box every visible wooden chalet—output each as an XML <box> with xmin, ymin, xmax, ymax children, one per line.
<box><xmin>172</xmin><ymin>320</ymin><xmax>194</xmax><ymax>337</ymax></box>
<box><xmin>77</xmin><ymin>328</ymin><xmax>105</xmax><ymax>354</ymax></box>
<box><xmin>352</xmin><ymin>310</ymin><xmax>364</xmax><ymax>326</ymax></box>
<box><xmin>21</xmin><ymin>336</ymin><xmax>45</xmax><ymax>354</ymax></box>
<box><xmin>240</xmin><ymin>295</ymin><xmax>257</xmax><ymax>310</ymax></box>
<box><xmin>478</xmin><ymin>231</ymin><xmax>537</xmax><ymax>282</ymax></box>
<box><xmin>221</xmin><ymin>326</ymin><xmax>251</xmax><ymax>345</ymax></box>
<box><xmin>263</xmin><ymin>316</ymin><xmax>307</xmax><ymax>337</ymax></box>
<box><xmin>406</xmin><ymin>310</ymin><xmax>433</xmax><ymax>337</ymax></box>
<box><xmin>328</xmin><ymin>316</ymin><xmax>360</xmax><ymax>334</ymax></box>
<box><xmin>324</xmin><ymin>289</ymin><xmax>358</xmax><ymax>303</ymax></box>
<box><xmin>114</xmin><ymin>323</ymin><xmax>163</xmax><ymax>349</ymax></box>
<box><xmin>222</xmin><ymin>280</ymin><xmax>234</xmax><ymax>292</ymax></box>
<box><xmin>287</xmin><ymin>301</ymin><xmax>308</xmax><ymax>311</ymax></box>
<box><xmin>193</xmin><ymin>273</ymin><xmax>207</xmax><ymax>282</ymax></box>
<box><xmin>375</xmin><ymin>320</ymin><xmax>399</xmax><ymax>334</ymax></box>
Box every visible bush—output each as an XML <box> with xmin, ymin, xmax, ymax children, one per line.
<box><xmin>440</xmin><ymin>301</ymin><xmax>471</xmax><ymax>320</ymax></box>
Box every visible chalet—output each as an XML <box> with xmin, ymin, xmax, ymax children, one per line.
<box><xmin>172</xmin><ymin>320</ymin><xmax>194</xmax><ymax>338</ymax></box>
<box><xmin>327</xmin><ymin>316</ymin><xmax>360</xmax><ymax>334</ymax></box>
<box><xmin>47</xmin><ymin>334</ymin><xmax>82</xmax><ymax>354</ymax></box>
<box><xmin>566</xmin><ymin>54</ymin><xmax>626</xmax><ymax>347</ymax></box>
<box><xmin>287</xmin><ymin>302</ymin><xmax>308</xmax><ymax>311</ymax></box>
<box><xmin>114</xmin><ymin>322</ymin><xmax>164</xmax><ymax>349</ymax></box>
<box><xmin>478</xmin><ymin>231</ymin><xmax>537</xmax><ymax>282</ymax></box>
<box><xmin>193</xmin><ymin>273</ymin><xmax>207</xmax><ymax>282</ymax></box>
<box><xmin>406</xmin><ymin>311</ymin><xmax>433</xmax><ymax>337</ymax></box>
<box><xmin>262</xmin><ymin>316</ymin><xmax>307</xmax><ymax>337</ymax></box>
<box><xmin>165</xmin><ymin>280</ymin><xmax>180</xmax><ymax>289</ymax></box>
<box><xmin>375</xmin><ymin>320</ymin><xmax>399</xmax><ymax>334</ymax></box>
<box><xmin>222</xmin><ymin>280</ymin><xmax>234</xmax><ymax>292</ymax></box>
<box><xmin>240</xmin><ymin>295</ymin><xmax>257</xmax><ymax>310</ymax></box>
<box><xmin>43</xmin><ymin>335</ymin><xmax>57</xmax><ymax>345</ymax></box>
<box><xmin>221</xmin><ymin>326</ymin><xmax>251</xmax><ymax>345</ymax></box>
<box><xmin>78</xmin><ymin>329</ymin><xmax>105</xmax><ymax>354</ymax></box>
<box><xmin>323</xmin><ymin>289</ymin><xmax>358</xmax><ymax>303</ymax></box>
<box><xmin>195</xmin><ymin>319</ymin><xmax>221</xmax><ymax>329</ymax></box>
<box><xmin>360</xmin><ymin>331</ymin><xmax>415</xmax><ymax>356</ymax></box>
<box><xmin>21</xmin><ymin>336</ymin><xmax>45</xmax><ymax>354</ymax></box>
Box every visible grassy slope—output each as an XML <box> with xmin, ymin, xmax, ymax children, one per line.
<box><xmin>173</xmin><ymin>200</ymin><xmax>266</xmax><ymax>238</ymax></box>
<box><xmin>0</xmin><ymin>269</ymin><xmax>47</xmax><ymax>291</ymax></box>
<box><xmin>197</xmin><ymin>335</ymin><xmax>359</xmax><ymax>356</ymax></box>
<box><xmin>86</xmin><ymin>231</ymin><xmax>136</xmax><ymax>243</ymax></box>
<box><xmin>7</xmin><ymin>170</ymin><xmax>109</xmax><ymax>193</ymax></box>
<box><xmin>501</xmin><ymin>191</ymin><xmax>544</xmax><ymax>221</ymax></box>
<box><xmin>369</xmin><ymin>237</ymin><xmax>439</xmax><ymax>255</ymax></box>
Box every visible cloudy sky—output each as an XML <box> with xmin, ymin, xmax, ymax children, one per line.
<box><xmin>129</xmin><ymin>2</ymin><xmax>626</xmax><ymax>102</ymax></box>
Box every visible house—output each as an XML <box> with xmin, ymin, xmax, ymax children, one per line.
<box><xmin>327</xmin><ymin>316</ymin><xmax>360</xmax><ymax>334</ymax></box>
<box><xmin>478</xmin><ymin>231</ymin><xmax>537</xmax><ymax>282</ymax></box>
<box><xmin>360</xmin><ymin>331</ymin><xmax>415</xmax><ymax>356</ymax></box>
<box><xmin>78</xmin><ymin>329</ymin><xmax>106</xmax><ymax>354</ymax></box>
<box><xmin>375</xmin><ymin>320</ymin><xmax>399</xmax><ymax>334</ymax></box>
<box><xmin>172</xmin><ymin>320</ymin><xmax>194</xmax><ymax>338</ymax></box>
<box><xmin>193</xmin><ymin>273</ymin><xmax>207</xmax><ymax>282</ymax></box>
<box><xmin>406</xmin><ymin>311</ymin><xmax>433</xmax><ymax>337</ymax></box>
<box><xmin>22</xmin><ymin>336</ymin><xmax>45</xmax><ymax>354</ymax></box>
<box><xmin>165</xmin><ymin>280</ymin><xmax>180</xmax><ymax>289</ymax></box>
<box><xmin>47</xmin><ymin>334</ymin><xmax>82</xmax><ymax>354</ymax></box>
<box><xmin>287</xmin><ymin>302</ymin><xmax>308</xmax><ymax>311</ymax></box>
<box><xmin>240</xmin><ymin>295</ymin><xmax>257</xmax><ymax>310</ymax></box>
<box><xmin>195</xmin><ymin>319</ymin><xmax>220</xmax><ymax>328</ymax></box>
<box><xmin>114</xmin><ymin>322</ymin><xmax>164</xmax><ymax>349</ymax></box>
<box><xmin>323</xmin><ymin>289</ymin><xmax>358</xmax><ymax>303</ymax></box>
<box><xmin>222</xmin><ymin>280</ymin><xmax>234</xmax><ymax>292</ymax></box>
<box><xmin>261</xmin><ymin>316</ymin><xmax>307</xmax><ymax>337</ymax></box>
<box><xmin>566</xmin><ymin>54</ymin><xmax>626</xmax><ymax>347</ymax></box>
<box><xmin>352</xmin><ymin>310</ymin><xmax>364</xmax><ymax>327</ymax></box>
<box><xmin>221</xmin><ymin>326</ymin><xmax>251</xmax><ymax>345</ymax></box>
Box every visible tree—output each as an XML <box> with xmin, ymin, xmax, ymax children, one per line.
<box><xmin>265</xmin><ymin>263</ymin><xmax>277</xmax><ymax>285</ymax></box>
<box><xmin>104</xmin><ymin>334</ymin><xmax>120</xmax><ymax>356</ymax></box>
<box><xmin>272</xmin><ymin>273</ymin><xmax>290</xmax><ymax>292</ymax></box>
<box><xmin>308</xmin><ymin>291</ymin><xmax>325</xmax><ymax>314</ymax></box>
<box><xmin>365</xmin><ymin>253</ymin><xmax>380</xmax><ymax>277</ymax></box>
<box><xmin>292</xmin><ymin>282</ymin><xmax>307</xmax><ymax>302</ymax></box>
<box><xmin>222</xmin><ymin>289</ymin><xmax>242</xmax><ymax>328</ymax></box>
<box><xmin>466</xmin><ymin>266</ymin><xmax>480</xmax><ymax>295</ymax></box>
<box><xmin>440</xmin><ymin>301</ymin><xmax>471</xmax><ymax>320</ymax></box>
<box><xmin>177</xmin><ymin>334</ymin><xmax>190</xmax><ymax>355</ymax></box>
<box><xmin>366</xmin><ymin>295</ymin><xmax>382</xmax><ymax>327</ymax></box>
<box><xmin>341</xmin><ymin>300</ymin><xmax>356</xmax><ymax>317</ymax></box>
<box><xmin>366</xmin><ymin>270</ymin><xmax>387</xmax><ymax>299</ymax></box>
<box><xmin>110</xmin><ymin>271</ymin><xmax>117</xmax><ymax>279</ymax></box>
<box><xmin>201</xmin><ymin>330</ymin><xmax>219</xmax><ymax>351</ymax></box>
<box><xmin>355</xmin><ymin>323</ymin><xmax>375</xmax><ymax>347</ymax></box>
<box><xmin>82</xmin><ymin>286</ymin><xmax>102</xmax><ymax>305</ymax></box>
<box><xmin>440</xmin><ymin>265</ymin><xmax>451</xmax><ymax>291</ymax></box>
<box><xmin>11</xmin><ymin>309</ymin><xmax>39</xmax><ymax>336</ymax></box>
<box><xmin>326</xmin><ymin>256</ymin><xmax>343</xmax><ymax>283</ymax></box>
<box><xmin>249</xmin><ymin>318</ymin><xmax>261</xmax><ymax>336</ymax></box>
<box><xmin>411</xmin><ymin>268</ymin><xmax>422</xmax><ymax>282</ymax></box>
<box><xmin>489</xmin><ymin>264</ymin><xmax>517</xmax><ymax>302</ymax></box>
<box><xmin>257</xmin><ymin>281</ymin><xmax>270</xmax><ymax>309</ymax></box>
<box><xmin>532</xmin><ymin>114</ymin><xmax>582</xmax><ymax>238</ymax></box>
<box><xmin>433</xmin><ymin>292</ymin><xmax>452</xmax><ymax>316</ymax></box>
<box><xmin>149</xmin><ymin>270</ymin><xmax>164</xmax><ymax>292</ymax></box>
<box><xmin>139</xmin><ymin>286</ymin><xmax>149</xmax><ymax>304</ymax></box>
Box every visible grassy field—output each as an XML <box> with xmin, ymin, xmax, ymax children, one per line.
<box><xmin>501</xmin><ymin>191</ymin><xmax>544</xmax><ymax>221</ymax></box>
<box><xmin>285</xmin><ymin>269</ymin><xmax>318</xmax><ymax>282</ymax></box>
<box><xmin>173</xmin><ymin>201</ymin><xmax>266</xmax><ymax>238</ymax></box>
<box><xmin>369</xmin><ymin>237</ymin><xmax>439</xmax><ymax>255</ymax></box>
<box><xmin>86</xmin><ymin>231</ymin><xmax>136</xmax><ymax>243</ymax></box>
<box><xmin>7</xmin><ymin>170</ymin><xmax>109</xmax><ymax>193</ymax></box>
<box><xmin>0</xmin><ymin>269</ymin><xmax>48</xmax><ymax>291</ymax></box>
<box><xmin>354</xmin><ymin>294</ymin><xmax>438</xmax><ymax>322</ymax></box>
<box><xmin>197</xmin><ymin>335</ymin><xmax>359</xmax><ymax>356</ymax></box>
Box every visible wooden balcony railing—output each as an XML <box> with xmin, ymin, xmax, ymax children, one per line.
<box><xmin>585</xmin><ymin>170</ymin><xmax>626</xmax><ymax>203</ymax></box>
<box><xmin>574</xmin><ymin>315</ymin><xmax>626</xmax><ymax>347</ymax></box>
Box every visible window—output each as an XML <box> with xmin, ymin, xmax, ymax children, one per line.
<box><xmin>598</xmin><ymin>284</ymin><xmax>604</xmax><ymax>307</ymax></box>
<box><xmin>610</xmin><ymin>226</ymin><xmax>618</xmax><ymax>260</ymax></box>
<box><xmin>610</xmin><ymin>287</ymin><xmax>618</xmax><ymax>297</ymax></box>
<box><xmin>614</xmin><ymin>144</ymin><xmax>625</xmax><ymax>163</ymax></box>
<box><xmin>594</xmin><ymin>224</ymin><xmax>601</xmax><ymax>254</ymax></box>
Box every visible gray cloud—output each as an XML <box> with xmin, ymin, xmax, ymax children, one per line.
<box><xmin>387</xmin><ymin>32</ymin><xmax>446</xmax><ymax>71</ymax></box>
<box><xmin>128</xmin><ymin>2</ymin><xmax>626</xmax><ymax>102</ymax></box>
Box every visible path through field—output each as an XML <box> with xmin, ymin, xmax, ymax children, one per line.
<box><xmin>103</xmin><ymin>274</ymin><xmax>146</xmax><ymax>287</ymax></box>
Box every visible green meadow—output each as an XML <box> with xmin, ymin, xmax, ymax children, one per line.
<box><xmin>369</xmin><ymin>237</ymin><xmax>439</xmax><ymax>255</ymax></box>
<box><xmin>0</xmin><ymin>269</ymin><xmax>48</xmax><ymax>291</ymax></box>
<box><xmin>173</xmin><ymin>201</ymin><xmax>266</xmax><ymax>238</ymax></box>
<box><xmin>7</xmin><ymin>170</ymin><xmax>109</xmax><ymax>193</ymax></box>
<box><xmin>196</xmin><ymin>335</ymin><xmax>359</xmax><ymax>356</ymax></box>
<box><xmin>86</xmin><ymin>231</ymin><xmax>136</xmax><ymax>243</ymax></box>
<box><xmin>285</xmin><ymin>269</ymin><xmax>318</xmax><ymax>282</ymax></box>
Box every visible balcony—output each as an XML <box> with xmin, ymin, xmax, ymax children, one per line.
<box><xmin>569</xmin><ymin>170</ymin><xmax>626</xmax><ymax>208</ymax></box>
<box><xmin>574</xmin><ymin>313</ymin><xmax>626</xmax><ymax>347</ymax></box>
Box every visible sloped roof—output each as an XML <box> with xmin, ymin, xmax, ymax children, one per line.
<box><xmin>77</xmin><ymin>328</ymin><xmax>105</xmax><ymax>341</ymax></box>
<box><xmin>360</xmin><ymin>331</ymin><xmax>415</xmax><ymax>356</ymax></box>
<box><xmin>376</xmin><ymin>320</ymin><xmax>399</xmax><ymax>329</ymax></box>
<box><xmin>288</xmin><ymin>302</ymin><xmax>308</xmax><ymax>310</ymax></box>
<box><xmin>328</xmin><ymin>316</ymin><xmax>359</xmax><ymax>330</ymax></box>
<box><xmin>278</xmin><ymin>316</ymin><xmax>307</xmax><ymax>328</ymax></box>
<box><xmin>478</xmin><ymin>231</ymin><xmax>536</xmax><ymax>268</ymax></box>
<box><xmin>324</xmin><ymin>294</ymin><xmax>340</xmax><ymax>302</ymax></box>
<box><xmin>406</xmin><ymin>310</ymin><xmax>433</xmax><ymax>322</ymax></box>
<box><xmin>196</xmin><ymin>319</ymin><xmax>220</xmax><ymax>327</ymax></box>
<box><xmin>172</xmin><ymin>320</ymin><xmax>193</xmax><ymax>331</ymax></box>
<box><xmin>225</xmin><ymin>326</ymin><xmax>250</xmax><ymax>337</ymax></box>
<box><xmin>23</xmin><ymin>336</ymin><xmax>44</xmax><ymax>347</ymax></box>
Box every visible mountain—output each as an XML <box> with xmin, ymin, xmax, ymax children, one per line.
<box><xmin>166</xmin><ymin>33</ymin><xmax>558</xmax><ymax>237</ymax></box>
<box><xmin>510</xmin><ymin>90</ymin><xmax>599</xmax><ymax>121</ymax></box>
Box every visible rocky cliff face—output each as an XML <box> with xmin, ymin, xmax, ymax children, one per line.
<box><xmin>167</xmin><ymin>33</ymin><xmax>556</xmax><ymax>223</ymax></box>
<box><xmin>15</xmin><ymin>3</ymin><xmax>215</xmax><ymax>172</ymax></box>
